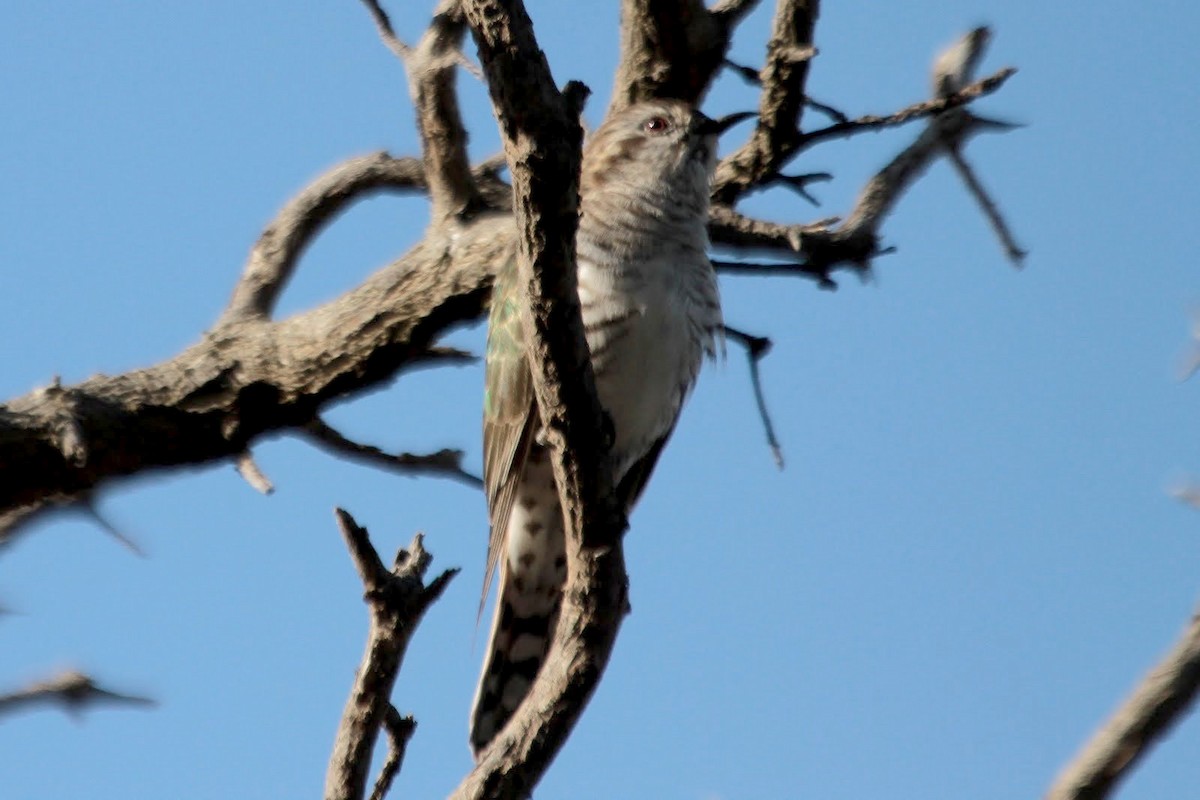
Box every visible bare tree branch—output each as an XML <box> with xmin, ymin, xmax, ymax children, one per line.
<box><xmin>367</xmin><ymin>707</ymin><xmax>415</xmax><ymax>800</ymax></box>
<box><xmin>299</xmin><ymin>417</ymin><xmax>483</xmax><ymax>488</ymax></box>
<box><xmin>713</xmin><ymin>258</ymin><xmax>838</xmax><ymax>289</ymax></box>
<box><xmin>944</xmin><ymin>144</ymin><xmax>1027</xmax><ymax>266</ymax></box>
<box><xmin>0</xmin><ymin>189</ymin><xmax>513</xmax><ymax>543</ymax></box>
<box><xmin>1045</xmin><ymin>608</ymin><xmax>1200</xmax><ymax>800</ymax></box>
<box><xmin>799</xmin><ymin>67</ymin><xmax>1017</xmax><ymax>149</ymax></box>
<box><xmin>0</xmin><ymin>670</ymin><xmax>155</xmax><ymax>719</ymax></box>
<box><xmin>609</xmin><ymin>0</ymin><xmax>741</xmax><ymax>111</ymax></box>
<box><xmin>219</xmin><ymin>153</ymin><xmax>429</xmax><ymax>325</ymax></box>
<box><xmin>713</xmin><ymin>0</ymin><xmax>821</xmax><ymax>205</ymax></box>
<box><xmin>363</xmin><ymin>0</ymin><xmax>487</xmax><ymax>225</ymax></box>
<box><xmin>723</xmin><ymin>325</ymin><xmax>783</xmax><ymax>467</ymax></box>
<box><xmin>235</xmin><ymin>451</ymin><xmax>275</xmax><ymax>494</ymax></box>
<box><xmin>324</xmin><ymin>510</ymin><xmax>457</xmax><ymax>800</ymax></box>
<box><xmin>359</xmin><ymin>0</ymin><xmax>412</xmax><ymax>62</ymax></box>
<box><xmin>454</xmin><ymin>1</ymin><xmax>637</xmax><ymax>796</ymax></box>
<box><xmin>837</xmin><ymin>100</ymin><xmax>1015</xmax><ymax>251</ymax></box>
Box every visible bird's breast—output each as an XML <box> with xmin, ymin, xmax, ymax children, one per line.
<box><xmin>577</xmin><ymin>248</ymin><xmax>720</xmax><ymax>481</ymax></box>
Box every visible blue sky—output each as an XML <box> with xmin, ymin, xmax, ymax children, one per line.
<box><xmin>2</xmin><ymin>2</ymin><xmax>1199</xmax><ymax>798</ymax></box>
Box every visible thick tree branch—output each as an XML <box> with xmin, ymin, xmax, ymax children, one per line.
<box><xmin>324</xmin><ymin>510</ymin><xmax>457</xmax><ymax>800</ymax></box>
<box><xmin>0</xmin><ymin>172</ymin><xmax>515</xmax><ymax>541</ymax></box>
<box><xmin>609</xmin><ymin>0</ymin><xmax>745</xmax><ymax>111</ymax></box>
<box><xmin>457</xmin><ymin>1</ymin><xmax>630</xmax><ymax>797</ymax></box>
<box><xmin>1044</xmin><ymin>608</ymin><xmax>1200</xmax><ymax>800</ymax></box>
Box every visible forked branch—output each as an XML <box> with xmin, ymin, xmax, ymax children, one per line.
<box><xmin>325</xmin><ymin>510</ymin><xmax>457</xmax><ymax>800</ymax></box>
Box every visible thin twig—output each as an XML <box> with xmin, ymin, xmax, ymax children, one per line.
<box><xmin>723</xmin><ymin>325</ymin><xmax>784</xmax><ymax>468</ymax></box>
<box><xmin>0</xmin><ymin>670</ymin><xmax>155</xmax><ymax>718</ymax></box>
<box><xmin>768</xmin><ymin>171</ymin><xmax>833</xmax><ymax>206</ymax></box>
<box><xmin>800</xmin><ymin>67</ymin><xmax>1017</xmax><ymax>150</ymax></box>
<box><xmin>804</xmin><ymin>95</ymin><xmax>848</xmax><ymax>124</ymax></box>
<box><xmin>299</xmin><ymin>418</ymin><xmax>483</xmax><ymax>489</ymax></box>
<box><xmin>81</xmin><ymin>497</ymin><xmax>145</xmax><ymax>557</ymax></box>
<box><xmin>723</xmin><ymin>58</ymin><xmax>761</xmax><ymax>85</ymax></box>
<box><xmin>359</xmin><ymin>0</ymin><xmax>411</xmax><ymax>61</ymax></box>
<box><xmin>713</xmin><ymin>259</ymin><xmax>838</xmax><ymax>290</ymax></box>
<box><xmin>944</xmin><ymin>142</ymin><xmax>1027</xmax><ymax>267</ymax></box>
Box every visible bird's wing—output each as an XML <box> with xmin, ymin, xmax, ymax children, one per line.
<box><xmin>480</xmin><ymin>255</ymin><xmax>538</xmax><ymax>613</ymax></box>
<box><xmin>614</xmin><ymin>424</ymin><xmax>675</xmax><ymax>512</ymax></box>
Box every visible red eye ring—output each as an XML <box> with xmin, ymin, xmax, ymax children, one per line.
<box><xmin>642</xmin><ymin>116</ymin><xmax>671</xmax><ymax>133</ymax></box>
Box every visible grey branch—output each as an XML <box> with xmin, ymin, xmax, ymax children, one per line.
<box><xmin>0</xmin><ymin>152</ymin><xmax>513</xmax><ymax>545</ymax></box>
<box><xmin>0</xmin><ymin>670</ymin><xmax>155</xmax><ymax>719</ymax></box>
<box><xmin>723</xmin><ymin>325</ymin><xmax>783</xmax><ymax>468</ymax></box>
<box><xmin>932</xmin><ymin>26</ymin><xmax>991</xmax><ymax>98</ymax></box>
<box><xmin>219</xmin><ymin>153</ymin><xmax>430</xmax><ymax>325</ymax></box>
<box><xmin>713</xmin><ymin>258</ymin><xmax>838</xmax><ymax>290</ymax></box>
<box><xmin>1044</xmin><ymin>608</ymin><xmax>1200</xmax><ymax>800</ymax></box>
<box><xmin>324</xmin><ymin>510</ymin><xmax>457</xmax><ymax>800</ymax></box>
<box><xmin>358</xmin><ymin>0</ymin><xmax>412</xmax><ymax>61</ymax></box>
<box><xmin>235</xmin><ymin>451</ymin><xmax>275</xmax><ymax>494</ymax></box>
<box><xmin>798</xmin><ymin>67</ymin><xmax>1017</xmax><ymax>150</ymax></box>
<box><xmin>713</xmin><ymin>0</ymin><xmax>821</xmax><ymax>205</ymax></box>
<box><xmin>944</xmin><ymin>144</ymin><xmax>1027</xmax><ymax>266</ymax></box>
<box><xmin>454</xmin><ymin>2</ymin><xmax>631</xmax><ymax>797</ymax></box>
<box><xmin>608</xmin><ymin>0</ymin><xmax>748</xmax><ymax>112</ymax></box>
<box><xmin>367</xmin><ymin>707</ymin><xmax>415</xmax><ymax>800</ymax></box>
<box><xmin>299</xmin><ymin>417</ymin><xmax>483</xmax><ymax>488</ymax></box>
<box><xmin>835</xmin><ymin>91</ymin><xmax>1021</xmax><ymax>270</ymax></box>
<box><xmin>361</xmin><ymin>0</ymin><xmax>486</xmax><ymax>224</ymax></box>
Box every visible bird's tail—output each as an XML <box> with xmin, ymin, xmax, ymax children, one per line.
<box><xmin>469</xmin><ymin>556</ymin><xmax>563</xmax><ymax>757</ymax></box>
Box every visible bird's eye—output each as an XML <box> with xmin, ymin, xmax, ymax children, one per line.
<box><xmin>642</xmin><ymin>116</ymin><xmax>671</xmax><ymax>134</ymax></box>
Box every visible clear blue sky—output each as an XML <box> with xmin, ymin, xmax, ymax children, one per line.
<box><xmin>3</xmin><ymin>2</ymin><xmax>1198</xmax><ymax>798</ymax></box>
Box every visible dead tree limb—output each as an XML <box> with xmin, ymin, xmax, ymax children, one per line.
<box><xmin>324</xmin><ymin>509</ymin><xmax>457</xmax><ymax>800</ymax></box>
<box><xmin>0</xmin><ymin>670</ymin><xmax>155</xmax><ymax>719</ymax></box>
<box><xmin>1044</xmin><ymin>608</ymin><xmax>1200</xmax><ymax>800</ymax></box>
<box><xmin>451</xmin><ymin>1</ymin><xmax>632</xmax><ymax>797</ymax></box>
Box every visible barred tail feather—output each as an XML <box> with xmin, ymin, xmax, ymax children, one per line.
<box><xmin>469</xmin><ymin>558</ymin><xmax>562</xmax><ymax>757</ymax></box>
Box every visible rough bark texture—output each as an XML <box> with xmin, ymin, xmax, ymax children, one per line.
<box><xmin>325</xmin><ymin>513</ymin><xmax>456</xmax><ymax>800</ymax></box>
<box><xmin>1044</xmin><ymin>610</ymin><xmax>1200</xmax><ymax>800</ymax></box>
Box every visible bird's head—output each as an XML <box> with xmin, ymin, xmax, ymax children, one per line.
<box><xmin>581</xmin><ymin>100</ymin><xmax>752</xmax><ymax>202</ymax></box>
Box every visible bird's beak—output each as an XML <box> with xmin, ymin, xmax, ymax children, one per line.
<box><xmin>695</xmin><ymin>111</ymin><xmax>756</xmax><ymax>136</ymax></box>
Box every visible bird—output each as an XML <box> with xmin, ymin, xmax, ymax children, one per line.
<box><xmin>470</xmin><ymin>99</ymin><xmax>751</xmax><ymax>757</ymax></box>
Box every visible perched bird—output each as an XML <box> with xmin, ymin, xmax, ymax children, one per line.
<box><xmin>470</xmin><ymin>100</ymin><xmax>750</xmax><ymax>757</ymax></box>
